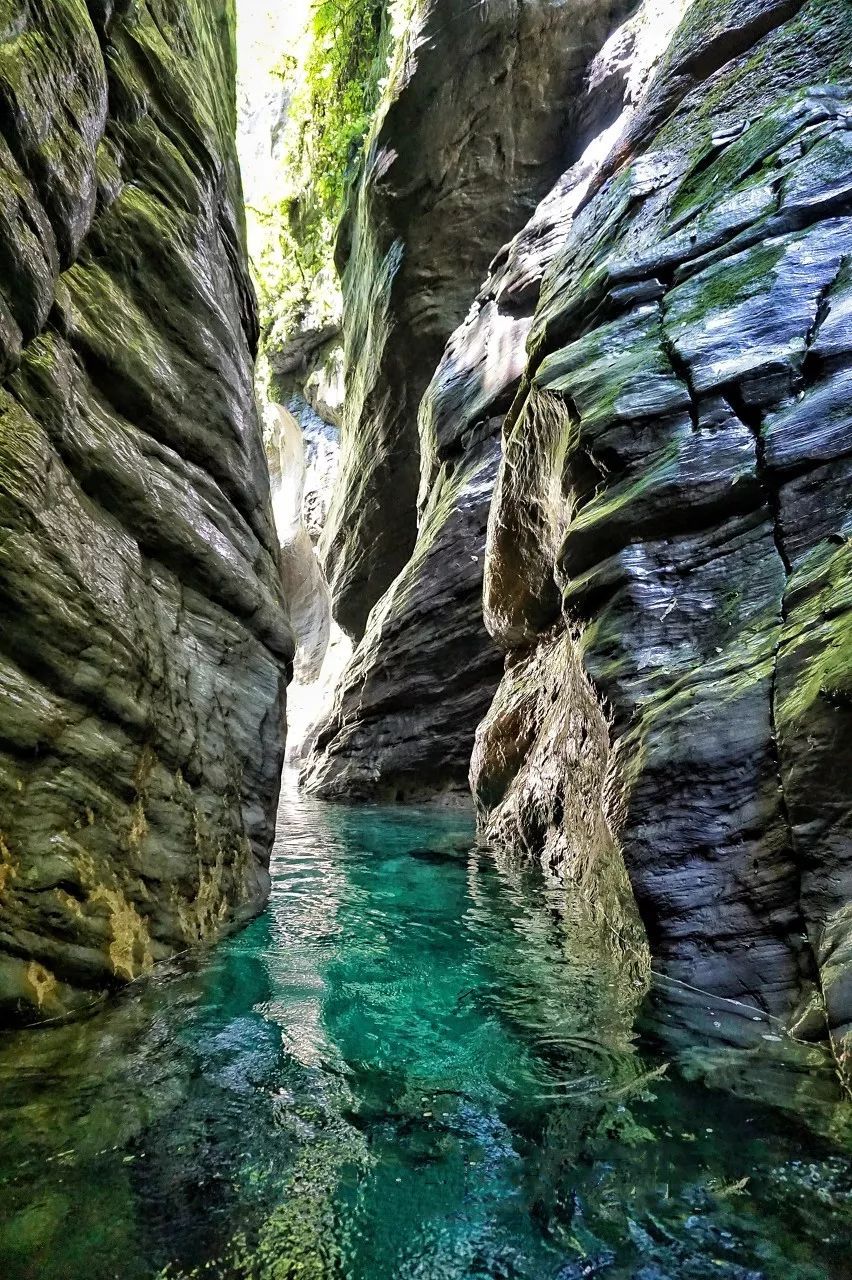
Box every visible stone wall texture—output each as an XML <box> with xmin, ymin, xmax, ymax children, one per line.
<box><xmin>475</xmin><ymin>0</ymin><xmax>852</xmax><ymax>1059</ymax></box>
<box><xmin>311</xmin><ymin>0</ymin><xmax>852</xmax><ymax>1068</ymax></box>
<box><xmin>0</xmin><ymin>0</ymin><xmax>292</xmax><ymax>1024</ymax></box>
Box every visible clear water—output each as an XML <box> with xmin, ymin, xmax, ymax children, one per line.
<box><xmin>1</xmin><ymin>776</ymin><xmax>851</xmax><ymax>1280</ymax></box>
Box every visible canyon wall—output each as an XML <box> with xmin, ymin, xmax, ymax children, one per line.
<box><xmin>305</xmin><ymin>0</ymin><xmax>639</xmax><ymax>799</ymax></box>
<box><xmin>303</xmin><ymin>0</ymin><xmax>689</xmax><ymax>802</ymax></box>
<box><xmin>475</xmin><ymin>0</ymin><xmax>852</xmax><ymax>1056</ymax></box>
<box><xmin>311</xmin><ymin>0</ymin><xmax>852</xmax><ymax>1063</ymax></box>
<box><xmin>319</xmin><ymin>0</ymin><xmax>635</xmax><ymax>643</ymax></box>
<box><xmin>0</xmin><ymin>0</ymin><xmax>292</xmax><ymax>1024</ymax></box>
<box><xmin>233</xmin><ymin>13</ymin><xmax>348</xmax><ymax>763</ymax></box>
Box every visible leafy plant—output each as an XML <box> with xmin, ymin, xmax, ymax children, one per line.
<box><xmin>296</xmin><ymin>0</ymin><xmax>386</xmax><ymax>228</ymax></box>
<box><xmin>249</xmin><ymin>0</ymin><xmax>388</xmax><ymax>353</ymax></box>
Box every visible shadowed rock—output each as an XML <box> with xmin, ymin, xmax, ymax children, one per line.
<box><xmin>305</xmin><ymin>0</ymin><xmax>690</xmax><ymax>802</ymax></box>
<box><xmin>321</xmin><ymin>0</ymin><xmax>636</xmax><ymax>642</ymax></box>
<box><xmin>0</xmin><ymin>0</ymin><xmax>292</xmax><ymax>1024</ymax></box>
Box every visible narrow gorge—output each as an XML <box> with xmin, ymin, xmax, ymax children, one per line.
<box><xmin>1</xmin><ymin>1</ymin><xmax>851</xmax><ymax>1277</ymax></box>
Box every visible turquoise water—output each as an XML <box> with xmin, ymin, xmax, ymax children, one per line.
<box><xmin>0</xmin><ymin>775</ymin><xmax>851</xmax><ymax>1279</ymax></box>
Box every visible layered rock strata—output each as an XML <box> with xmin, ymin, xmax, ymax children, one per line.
<box><xmin>320</xmin><ymin>0</ymin><xmax>635</xmax><ymax>642</ymax></box>
<box><xmin>474</xmin><ymin>0</ymin><xmax>852</xmax><ymax>1058</ymax></box>
<box><xmin>303</xmin><ymin>435</ymin><xmax>502</xmax><ymax>800</ymax></box>
<box><xmin>269</xmin><ymin>328</ymin><xmax>343</xmax><ymax>547</ymax></box>
<box><xmin>0</xmin><ymin>0</ymin><xmax>292</xmax><ymax>1023</ymax></box>
<box><xmin>264</xmin><ymin>394</ymin><xmax>351</xmax><ymax>766</ymax></box>
<box><xmin>268</xmin><ymin>405</ymin><xmax>331</xmax><ymax>685</ymax></box>
<box><xmin>305</xmin><ymin>0</ymin><xmax>686</xmax><ymax>802</ymax></box>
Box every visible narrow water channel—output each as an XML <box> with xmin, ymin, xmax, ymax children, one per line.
<box><xmin>0</xmin><ymin>776</ymin><xmax>850</xmax><ymax>1279</ymax></box>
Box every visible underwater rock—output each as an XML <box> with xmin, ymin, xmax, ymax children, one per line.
<box><xmin>0</xmin><ymin>1</ymin><xmax>292</xmax><ymax>1023</ymax></box>
<box><xmin>476</xmin><ymin>0</ymin><xmax>852</xmax><ymax>1060</ymax></box>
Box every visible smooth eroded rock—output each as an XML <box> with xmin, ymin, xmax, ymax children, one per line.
<box><xmin>476</xmin><ymin>0</ymin><xmax>852</xmax><ymax>1063</ymax></box>
<box><xmin>0</xmin><ymin>0</ymin><xmax>292</xmax><ymax>1024</ymax></box>
<box><xmin>321</xmin><ymin>0</ymin><xmax>637</xmax><ymax>641</ymax></box>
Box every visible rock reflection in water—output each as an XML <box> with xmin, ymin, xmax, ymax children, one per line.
<box><xmin>0</xmin><ymin>775</ymin><xmax>849</xmax><ymax>1280</ymax></box>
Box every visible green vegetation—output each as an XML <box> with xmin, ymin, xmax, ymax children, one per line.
<box><xmin>665</xmin><ymin>239</ymin><xmax>788</xmax><ymax>332</ymax></box>
<box><xmin>295</xmin><ymin>0</ymin><xmax>385</xmax><ymax>240</ymax></box>
<box><xmin>239</xmin><ymin>0</ymin><xmax>389</xmax><ymax>354</ymax></box>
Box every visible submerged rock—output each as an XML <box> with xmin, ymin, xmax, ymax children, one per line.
<box><xmin>0</xmin><ymin>1</ymin><xmax>292</xmax><ymax>1023</ymax></box>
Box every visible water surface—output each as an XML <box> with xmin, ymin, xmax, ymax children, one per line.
<box><xmin>0</xmin><ymin>776</ymin><xmax>850</xmax><ymax>1279</ymax></box>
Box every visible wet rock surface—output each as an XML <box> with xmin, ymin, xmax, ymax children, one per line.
<box><xmin>301</xmin><ymin>0</ymin><xmax>685</xmax><ymax>798</ymax></box>
<box><xmin>306</xmin><ymin>0</ymin><xmax>689</xmax><ymax>802</ymax></box>
<box><xmin>267</xmin><ymin>405</ymin><xmax>331</xmax><ymax>685</ymax></box>
<box><xmin>303</xmin><ymin>436</ymin><xmax>503</xmax><ymax>801</ymax></box>
<box><xmin>0</xmin><ymin>1</ymin><xmax>292</xmax><ymax>1023</ymax></box>
<box><xmin>320</xmin><ymin>0</ymin><xmax>635</xmax><ymax>642</ymax></box>
<box><xmin>477</xmin><ymin>0</ymin><xmax>852</xmax><ymax>1058</ymax></box>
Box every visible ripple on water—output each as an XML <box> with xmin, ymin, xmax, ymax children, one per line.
<box><xmin>0</xmin><ymin>772</ymin><xmax>850</xmax><ymax>1280</ymax></box>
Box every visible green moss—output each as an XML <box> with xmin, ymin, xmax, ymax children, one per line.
<box><xmin>243</xmin><ymin>0</ymin><xmax>391</xmax><ymax>351</ymax></box>
<box><xmin>294</xmin><ymin>0</ymin><xmax>386</xmax><ymax>240</ymax></box>
<box><xmin>668</xmin><ymin>100</ymin><xmax>801</xmax><ymax>223</ymax></box>
<box><xmin>719</xmin><ymin>587</ymin><xmax>743</xmax><ymax>628</ymax></box>
<box><xmin>667</xmin><ymin>239</ymin><xmax>787</xmax><ymax>331</ymax></box>
<box><xmin>778</xmin><ymin>544</ymin><xmax>852</xmax><ymax>730</ymax></box>
<box><xmin>655</xmin><ymin>0</ymin><xmax>852</xmax><ymax>224</ymax></box>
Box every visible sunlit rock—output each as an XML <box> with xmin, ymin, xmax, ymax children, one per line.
<box><xmin>321</xmin><ymin>0</ymin><xmax>640</xmax><ymax>641</ymax></box>
<box><xmin>307</xmin><ymin>0</ymin><xmax>690</xmax><ymax>801</ymax></box>
<box><xmin>477</xmin><ymin>0</ymin><xmax>852</xmax><ymax>1067</ymax></box>
<box><xmin>268</xmin><ymin>404</ymin><xmax>332</xmax><ymax>684</ymax></box>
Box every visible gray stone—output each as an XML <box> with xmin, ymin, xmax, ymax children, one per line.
<box><xmin>0</xmin><ymin>0</ymin><xmax>292</xmax><ymax>1024</ymax></box>
<box><xmin>474</xmin><ymin>0</ymin><xmax>852</xmax><ymax>1068</ymax></box>
<box><xmin>305</xmin><ymin>0</ymin><xmax>685</xmax><ymax>800</ymax></box>
<box><xmin>321</xmin><ymin>0</ymin><xmax>637</xmax><ymax>641</ymax></box>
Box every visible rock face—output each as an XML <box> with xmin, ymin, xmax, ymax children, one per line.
<box><xmin>303</xmin><ymin>435</ymin><xmax>503</xmax><ymax>800</ymax></box>
<box><xmin>0</xmin><ymin>0</ymin><xmax>292</xmax><ymax>1024</ymax></box>
<box><xmin>320</xmin><ymin>0</ymin><xmax>635</xmax><ymax>642</ymax></box>
<box><xmin>263</xmin><ymin>400</ymin><xmax>351</xmax><ymax>768</ymax></box>
<box><xmin>269</xmin><ymin>327</ymin><xmax>344</xmax><ymax>547</ymax></box>
<box><xmin>305</xmin><ymin>0</ymin><xmax>686</xmax><ymax>802</ymax></box>
<box><xmin>268</xmin><ymin>405</ymin><xmax>331</xmax><ymax>685</ymax></box>
<box><xmin>474</xmin><ymin>0</ymin><xmax>852</xmax><ymax>1058</ymax></box>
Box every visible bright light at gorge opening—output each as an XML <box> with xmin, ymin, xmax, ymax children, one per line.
<box><xmin>235</xmin><ymin>0</ymin><xmax>353</xmax><ymax>763</ymax></box>
<box><xmin>235</xmin><ymin>0</ymin><xmax>313</xmax><ymax>293</ymax></box>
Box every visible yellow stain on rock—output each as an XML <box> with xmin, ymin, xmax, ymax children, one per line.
<box><xmin>74</xmin><ymin>849</ymin><xmax>154</xmax><ymax>982</ymax></box>
<box><xmin>0</xmin><ymin>833</ymin><xmax>16</xmax><ymax>898</ymax></box>
<box><xmin>56</xmin><ymin>889</ymin><xmax>84</xmax><ymax>918</ymax></box>
<box><xmin>88</xmin><ymin>884</ymin><xmax>154</xmax><ymax>981</ymax></box>
<box><xmin>128</xmin><ymin>798</ymin><xmax>148</xmax><ymax>849</ymax></box>
<box><xmin>26</xmin><ymin>961</ymin><xmax>58</xmax><ymax>1010</ymax></box>
<box><xmin>174</xmin><ymin>806</ymin><xmax>252</xmax><ymax>945</ymax></box>
<box><xmin>177</xmin><ymin>843</ymin><xmax>230</xmax><ymax>944</ymax></box>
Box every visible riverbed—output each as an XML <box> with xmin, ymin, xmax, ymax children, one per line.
<box><xmin>0</xmin><ymin>775</ymin><xmax>850</xmax><ymax>1279</ymax></box>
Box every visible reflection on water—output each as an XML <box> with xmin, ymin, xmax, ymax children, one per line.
<box><xmin>0</xmin><ymin>774</ymin><xmax>850</xmax><ymax>1279</ymax></box>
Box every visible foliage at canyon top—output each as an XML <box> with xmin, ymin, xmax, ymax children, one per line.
<box><xmin>237</xmin><ymin>0</ymin><xmax>387</xmax><ymax>353</ymax></box>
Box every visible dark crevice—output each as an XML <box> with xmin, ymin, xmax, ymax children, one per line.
<box><xmin>726</xmin><ymin>387</ymin><xmax>792</xmax><ymax>576</ymax></box>
<box><xmin>659</xmin><ymin>325</ymin><xmax>699</xmax><ymax>432</ymax></box>
<box><xmin>804</xmin><ymin>254</ymin><xmax>848</xmax><ymax>355</ymax></box>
